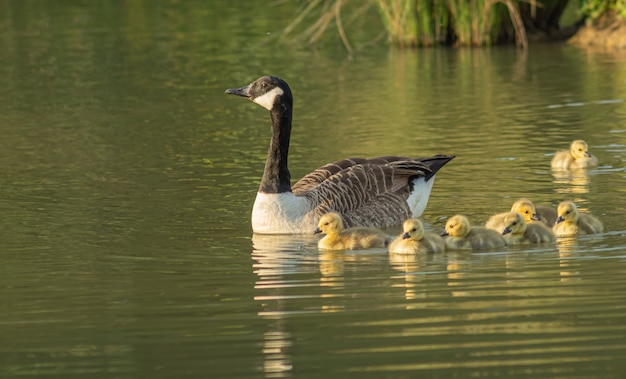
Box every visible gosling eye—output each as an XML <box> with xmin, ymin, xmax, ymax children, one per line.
<box><xmin>566</xmin><ymin>211</ymin><xmax>570</xmax><ymax>215</ymax></box>
<box><xmin>524</xmin><ymin>210</ymin><xmax>530</xmax><ymax>214</ymax></box>
<box><xmin>512</xmin><ymin>222</ymin><xmax>517</xmax><ymax>226</ymax></box>
<box><xmin>411</xmin><ymin>228</ymin><xmax>417</xmax><ymax>232</ymax></box>
<box><xmin>324</xmin><ymin>222</ymin><xmax>329</xmax><ymax>226</ymax></box>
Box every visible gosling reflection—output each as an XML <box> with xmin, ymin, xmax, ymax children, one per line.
<box><xmin>556</xmin><ymin>237</ymin><xmax>581</xmax><ymax>282</ymax></box>
<box><xmin>552</xmin><ymin>169</ymin><xmax>592</xmax><ymax>195</ymax></box>
<box><xmin>318</xmin><ymin>250</ymin><xmax>345</xmax><ymax>289</ymax></box>
<box><xmin>389</xmin><ymin>252</ymin><xmax>427</xmax><ymax>302</ymax></box>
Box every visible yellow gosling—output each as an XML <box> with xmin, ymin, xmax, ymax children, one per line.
<box><xmin>551</xmin><ymin>140</ymin><xmax>598</xmax><ymax>170</ymax></box>
<box><xmin>510</xmin><ymin>197</ymin><xmax>557</xmax><ymax>227</ymax></box>
<box><xmin>553</xmin><ymin>201</ymin><xmax>603</xmax><ymax>237</ymax></box>
<box><xmin>501</xmin><ymin>212</ymin><xmax>555</xmax><ymax>244</ymax></box>
<box><xmin>442</xmin><ymin>214</ymin><xmax>506</xmax><ymax>251</ymax></box>
<box><xmin>315</xmin><ymin>212</ymin><xmax>391</xmax><ymax>250</ymax></box>
<box><xmin>486</xmin><ymin>198</ymin><xmax>557</xmax><ymax>233</ymax></box>
<box><xmin>389</xmin><ymin>219</ymin><xmax>445</xmax><ymax>254</ymax></box>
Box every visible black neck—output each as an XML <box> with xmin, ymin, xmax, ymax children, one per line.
<box><xmin>259</xmin><ymin>101</ymin><xmax>292</xmax><ymax>193</ymax></box>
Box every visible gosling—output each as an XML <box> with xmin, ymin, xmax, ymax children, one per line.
<box><xmin>552</xmin><ymin>201</ymin><xmax>603</xmax><ymax>237</ymax></box>
<box><xmin>388</xmin><ymin>219</ymin><xmax>446</xmax><ymax>254</ymax></box>
<box><xmin>510</xmin><ymin>198</ymin><xmax>557</xmax><ymax>228</ymax></box>
<box><xmin>442</xmin><ymin>214</ymin><xmax>506</xmax><ymax>251</ymax></box>
<box><xmin>551</xmin><ymin>140</ymin><xmax>598</xmax><ymax>170</ymax></box>
<box><xmin>501</xmin><ymin>212</ymin><xmax>555</xmax><ymax>244</ymax></box>
<box><xmin>315</xmin><ymin>212</ymin><xmax>391</xmax><ymax>250</ymax></box>
<box><xmin>486</xmin><ymin>198</ymin><xmax>557</xmax><ymax>233</ymax></box>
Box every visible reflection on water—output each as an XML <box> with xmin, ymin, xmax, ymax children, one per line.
<box><xmin>552</xmin><ymin>168</ymin><xmax>593</xmax><ymax>194</ymax></box>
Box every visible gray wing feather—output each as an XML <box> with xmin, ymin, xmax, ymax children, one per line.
<box><xmin>298</xmin><ymin>161</ymin><xmax>431</xmax><ymax>228</ymax></box>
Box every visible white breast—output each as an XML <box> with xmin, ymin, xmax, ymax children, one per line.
<box><xmin>251</xmin><ymin>192</ymin><xmax>316</xmax><ymax>234</ymax></box>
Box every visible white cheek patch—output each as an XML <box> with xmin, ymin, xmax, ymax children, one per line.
<box><xmin>253</xmin><ymin>87</ymin><xmax>284</xmax><ymax>110</ymax></box>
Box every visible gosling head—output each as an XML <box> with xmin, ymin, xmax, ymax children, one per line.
<box><xmin>225</xmin><ymin>75</ymin><xmax>293</xmax><ymax>111</ymax></box>
<box><xmin>502</xmin><ymin>212</ymin><xmax>526</xmax><ymax>235</ymax></box>
<box><xmin>510</xmin><ymin>198</ymin><xmax>540</xmax><ymax>223</ymax></box>
<box><xmin>570</xmin><ymin>140</ymin><xmax>592</xmax><ymax>159</ymax></box>
<box><xmin>314</xmin><ymin>212</ymin><xmax>344</xmax><ymax>236</ymax></box>
<box><xmin>401</xmin><ymin>219</ymin><xmax>425</xmax><ymax>241</ymax></box>
<box><xmin>441</xmin><ymin>214</ymin><xmax>471</xmax><ymax>238</ymax></box>
<box><xmin>555</xmin><ymin>201</ymin><xmax>579</xmax><ymax>225</ymax></box>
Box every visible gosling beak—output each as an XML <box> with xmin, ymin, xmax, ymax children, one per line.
<box><xmin>402</xmin><ymin>232</ymin><xmax>410</xmax><ymax>240</ymax></box>
<box><xmin>225</xmin><ymin>83</ymin><xmax>252</xmax><ymax>98</ymax></box>
<box><xmin>531</xmin><ymin>213</ymin><xmax>540</xmax><ymax>221</ymax></box>
<box><xmin>555</xmin><ymin>216</ymin><xmax>564</xmax><ymax>224</ymax></box>
<box><xmin>584</xmin><ymin>151</ymin><xmax>592</xmax><ymax>158</ymax></box>
<box><xmin>314</xmin><ymin>227</ymin><xmax>322</xmax><ymax>235</ymax></box>
<box><xmin>502</xmin><ymin>227</ymin><xmax>512</xmax><ymax>235</ymax></box>
<box><xmin>441</xmin><ymin>231</ymin><xmax>449</xmax><ymax>237</ymax></box>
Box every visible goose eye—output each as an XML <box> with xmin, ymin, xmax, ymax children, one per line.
<box><xmin>512</xmin><ymin>222</ymin><xmax>517</xmax><ymax>226</ymax></box>
<box><xmin>411</xmin><ymin>228</ymin><xmax>417</xmax><ymax>232</ymax></box>
<box><xmin>524</xmin><ymin>210</ymin><xmax>529</xmax><ymax>214</ymax></box>
<box><xmin>566</xmin><ymin>211</ymin><xmax>570</xmax><ymax>215</ymax></box>
<box><xmin>324</xmin><ymin>222</ymin><xmax>329</xmax><ymax>226</ymax></box>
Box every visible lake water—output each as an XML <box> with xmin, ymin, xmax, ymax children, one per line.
<box><xmin>1</xmin><ymin>1</ymin><xmax>626</xmax><ymax>378</ymax></box>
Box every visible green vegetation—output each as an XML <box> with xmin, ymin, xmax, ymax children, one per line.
<box><xmin>581</xmin><ymin>0</ymin><xmax>626</xmax><ymax>19</ymax></box>
<box><xmin>284</xmin><ymin>0</ymin><xmax>626</xmax><ymax>50</ymax></box>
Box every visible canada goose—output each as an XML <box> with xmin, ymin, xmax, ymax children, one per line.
<box><xmin>553</xmin><ymin>201</ymin><xmax>603</xmax><ymax>237</ymax></box>
<box><xmin>501</xmin><ymin>212</ymin><xmax>555</xmax><ymax>244</ymax></box>
<box><xmin>485</xmin><ymin>198</ymin><xmax>556</xmax><ymax>233</ymax></box>
<box><xmin>442</xmin><ymin>214</ymin><xmax>506</xmax><ymax>250</ymax></box>
<box><xmin>388</xmin><ymin>219</ymin><xmax>445</xmax><ymax>254</ymax></box>
<box><xmin>314</xmin><ymin>212</ymin><xmax>391</xmax><ymax>250</ymax></box>
<box><xmin>225</xmin><ymin>76</ymin><xmax>455</xmax><ymax>234</ymax></box>
<box><xmin>551</xmin><ymin>140</ymin><xmax>598</xmax><ymax>170</ymax></box>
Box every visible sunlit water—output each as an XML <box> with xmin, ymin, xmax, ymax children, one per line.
<box><xmin>1</xmin><ymin>1</ymin><xmax>626</xmax><ymax>378</ymax></box>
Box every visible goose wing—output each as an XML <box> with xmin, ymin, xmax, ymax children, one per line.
<box><xmin>292</xmin><ymin>155</ymin><xmax>452</xmax><ymax>193</ymax></box>
<box><xmin>297</xmin><ymin>160</ymin><xmax>433</xmax><ymax>229</ymax></box>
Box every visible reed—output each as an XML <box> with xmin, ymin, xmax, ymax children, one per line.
<box><xmin>283</xmin><ymin>0</ymin><xmax>530</xmax><ymax>49</ymax></box>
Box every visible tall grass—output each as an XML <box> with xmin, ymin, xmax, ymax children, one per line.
<box><xmin>284</xmin><ymin>0</ymin><xmax>529</xmax><ymax>49</ymax></box>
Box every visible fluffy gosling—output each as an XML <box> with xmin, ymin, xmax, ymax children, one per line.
<box><xmin>486</xmin><ymin>198</ymin><xmax>557</xmax><ymax>233</ymax></box>
<box><xmin>552</xmin><ymin>201</ymin><xmax>603</xmax><ymax>237</ymax></box>
<box><xmin>551</xmin><ymin>140</ymin><xmax>598</xmax><ymax>170</ymax></box>
<box><xmin>442</xmin><ymin>214</ymin><xmax>506</xmax><ymax>251</ymax></box>
<box><xmin>510</xmin><ymin>198</ymin><xmax>557</xmax><ymax>228</ymax></box>
<box><xmin>388</xmin><ymin>219</ymin><xmax>446</xmax><ymax>254</ymax></box>
<box><xmin>315</xmin><ymin>212</ymin><xmax>391</xmax><ymax>250</ymax></box>
<box><xmin>501</xmin><ymin>212</ymin><xmax>555</xmax><ymax>244</ymax></box>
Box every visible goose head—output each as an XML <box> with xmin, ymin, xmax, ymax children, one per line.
<box><xmin>401</xmin><ymin>219</ymin><xmax>425</xmax><ymax>241</ymax></box>
<box><xmin>555</xmin><ymin>201</ymin><xmax>579</xmax><ymax>225</ymax></box>
<box><xmin>441</xmin><ymin>214</ymin><xmax>471</xmax><ymax>238</ymax></box>
<box><xmin>570</xmin><ymin>140</ymin><xmax>592</xmax><ymax>159</ymax></box>
<box><xmin>502</xmin><ymin>212</ymin><xmax>526</xmax><ymax>235</ymax></box>
<box><xmin>510</xmin><ymin>198</ymin><xmax>540</xmax><ymax>223</ymax></box>
<box><xmin>225</xmin><ymin>75</ymin><xmax>293</xmax><ymax>111</ymax></box>
<box><xmin>314</xmin><ymin>212</ymin><xmax>344</xmax><ymax>236</ymax></box>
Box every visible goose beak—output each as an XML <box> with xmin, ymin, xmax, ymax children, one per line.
<box><xmin>531</xmin><ymin>213</ymin><xmax>540</xmax><ymax>221</ymax></box>
<box><xmin>555</xmin><ymin>216</ymin><xmax>564</xmax><ymax>224</ymax></box>
<box><xmin>225</xmin><ymin>84</ymin><xmax>252</xmax><ymax>98</ymax></box>
<box><xmin>502</xmin><ymin>227</ymin><xmax>512</xmax><ymax>235</ymax></box>
<box><xmin>441</xmin><ymin>231</ymin><xmax>449</xmax><ymax>237</ymax></box>
<box><xmin>584</xmin><ymin>151</ymin><xmax>592</xmax><ymax>157</ymax></box>
<box><xmin>314</xmin><ymin>227</ymin><xmax>322</xmax><ymax>235</ymax></box>
<box><xmin>402</xmin><ymin>232</ymin><xmax>410</xmax><ymax>239</ymax></box>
